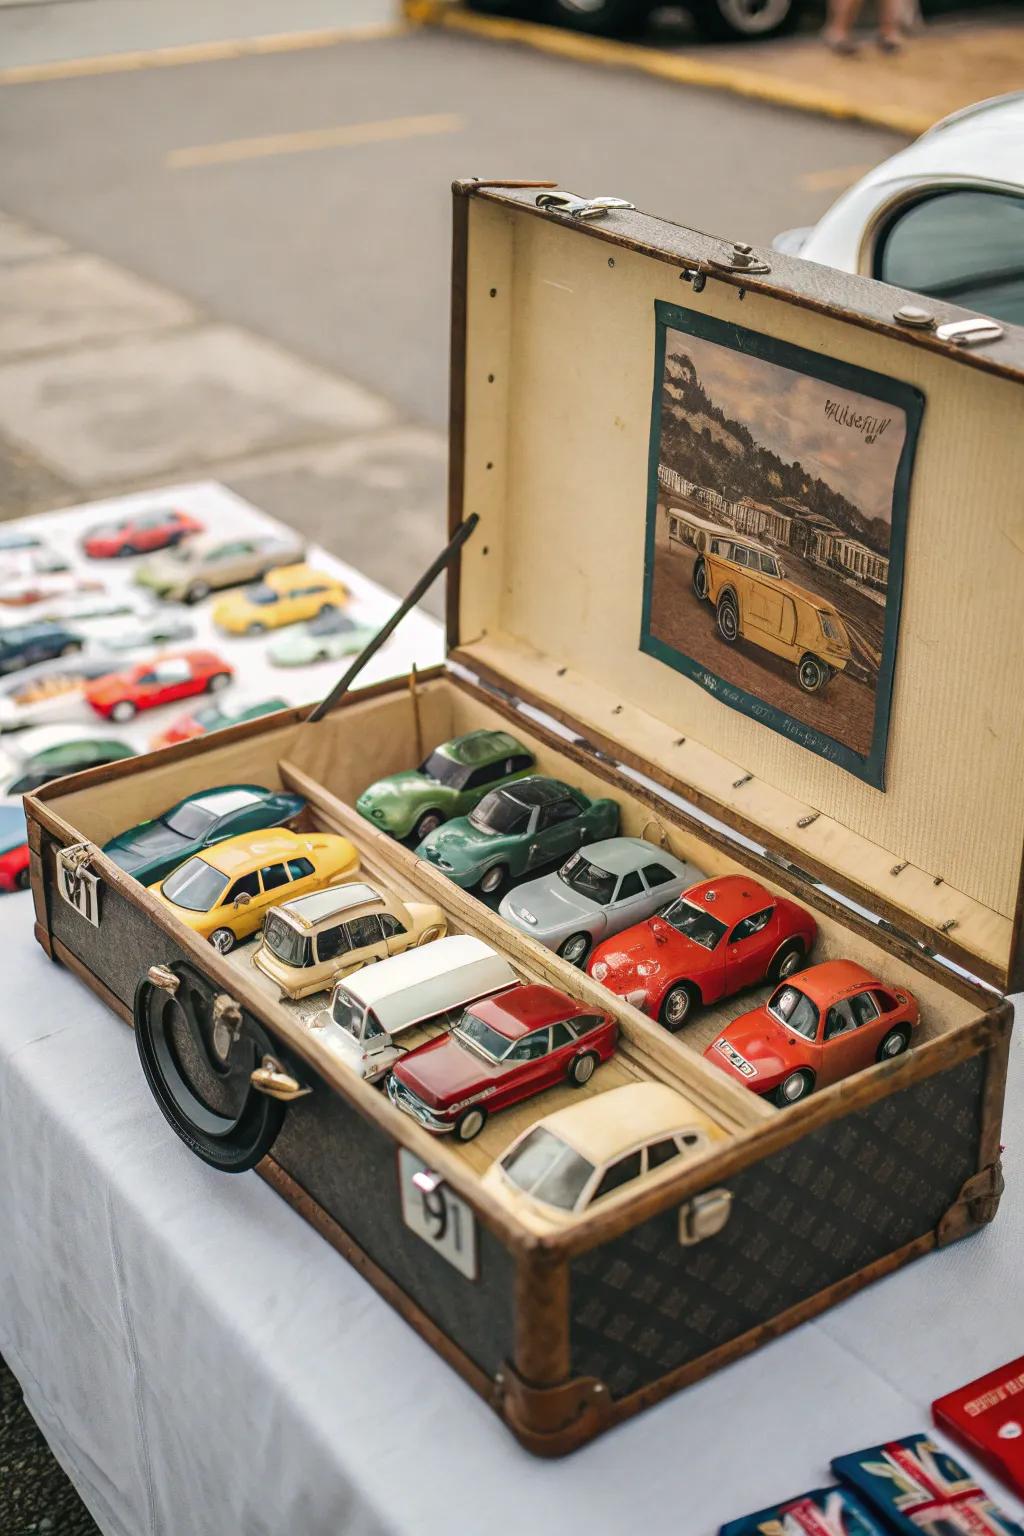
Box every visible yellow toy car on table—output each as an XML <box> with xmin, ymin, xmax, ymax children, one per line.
<box><xmin>211</xmin><ymin>564</ymin><xmax>351</xmax><ymax>636</ymax></box>
<box><xmin>693</xmin><ymin>532</ymin><xmax>852</xmax><ymax>693</ymax></box>
<box><xmin>149</xmin><ymin>828</ymin><xmax>359</xmax><ymax>953</ymax></box>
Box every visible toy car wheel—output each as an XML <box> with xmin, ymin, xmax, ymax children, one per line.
<box><xmin>121</xmin><ymin>543</ymin><xmax>139</xmax><ymax>557</ymax></box>
<box><xmin>689</xmin><ymin>0</ymin><xmax>798</xmax><ymax>42</ymax></box>
<box><xmin>797</xmin><ymin>654</ymin><xmax>830</xmax><ymax>693</ymax></box>
<box><xmin>877</xmin><ymin>1026</ymin><xmax>910</xmax><ymax>1062</ymax></box>
<box><xmin>716</xmin><ymin>592</ymin><xmax>739</xmax><ymax>644</ymax></box>
<box><xmin>207</xmin><ymin>672</ymin><xmax>231</xmax><ymax>693</ymax></box>
<box><xmin>660</xmin><ymin>982</ymin><xmax>698</xmax><ymax>1030</ymax></box>
<box><xmin>318</xmin><ymin>603</ymin><xmax>337</xmax><ymax>618</ymax></box>
<box><xmin>538</xmin><ymin>0</ymin><xmax>652</xmax><ymax>38</ymax></box>
<box><xmin>455</xmin><ymin>1105</ymin><xmax>488</xmax><ymax>1141</ymax></box>
<box><xmin>692</xmin><ymin>557</ymin><xmax>709</xmax><ymax>600</ymax></box>
<box><xmin>59</xmin><ymin>641</ymin><xmax>83</xmax><ymax>657</ymax></box>
<box><xmin>417</xmin><ymin>925</ymin><xmax>444</xmax><ymax>946</ymax></box>
<box><xmin>246</xmin><ymin>621</ymin><xmax>266</xmax><ymax>636</ymax></box>
<box><xmin>412</xmin><ymin>810</ymin><xmax>443</xmax><ymax>844</ymax></box>
<box><xmin>185</xmin><ymin>581</ymin><xmax>210</xmax><ymax>604</ymax></box>
<box><xmin>775</xmin><ymin>1069</ymin><xmax>814</xmax><ymax>1107</ymax></box>
<box><xmin>768</xmin><ymin>939</ymin><xmax>805</xmax><ymax>983</ymax></box>
<box><xmin>209</xmin><ymin>927</ymin><xmax>236</xmax><ymax>955</ymax></box>
<box><xmin>478</xmin><ymin>864</ymin><xmax>509</xmax><ymax>897</ymax></box>
<box><xmin>558</xmin><ymin>932</ymin><xmax>591</xmax><ymax>967</ymax></box>
<box><xmin>110</xmin><ymin>700</ymin><xmax>136</xmax><ymax>722</ymax></box>
<box><xmin>569</xmin><ymin>1050</ymin><xmax>598</xmax><ymax>1086</ymax></box>
<box><xmin>15</xmin><ymin>868</ymin><xmax>30</xmax><ymax>891</ymax></box>
<box><xmin>314</xmin><ymin>650</ymin><xmax>330</xmax><ymax>662</ymax></box>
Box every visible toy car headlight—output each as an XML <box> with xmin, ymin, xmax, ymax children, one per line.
<box><xmin>636</xmin><ymin>961</ymin><xmax>657</xmax><ymax>977</ymax></box>
<box><xmin>591</xmin><ymin>961</ymin><xmax>608</xmax><ymax>981</ymax></box>
<box><xmin>370</xmin><ymin>807</ymin><xmax>385</xmax><ymax>821</ymax></box>
<box><xmin>514</xmin><ymin>906</ymin><xmax>537</xmax><ymax>925</ymax></box>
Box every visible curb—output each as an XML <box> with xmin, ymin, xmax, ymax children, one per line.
<box><xmin>404</xmin><ymin>1</ymin><xmax>934</xmax><ymax>136</ymax></box>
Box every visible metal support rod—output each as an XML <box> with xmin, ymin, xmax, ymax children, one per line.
<box><xmin>305</xmin><ymin>513</ymin><xmax>479</xmax><ymax>724</ymax></box>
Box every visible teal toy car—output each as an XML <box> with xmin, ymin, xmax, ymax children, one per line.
<box><xmin>101</xmin><ymin>783</ymin><xmax>306</xmax><ymax>886</ymax></box>
<box><xmin>417</xmin><ymin>776</ymin><xmax>619</xmax><ymax>897</ymax></box>
<box><xmin>356</xmin><ymin>729</ymin><xmax>534</xmax><ymax>845</ymax></box>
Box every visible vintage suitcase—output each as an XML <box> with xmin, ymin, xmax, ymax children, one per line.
<box><xmin>24</xmin><ymin>181</ymin><xmax>1022</xmax><ymax>1455</ymax></box>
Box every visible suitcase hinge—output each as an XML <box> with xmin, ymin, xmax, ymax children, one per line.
<box><xmin>678</xmin><ymin>1187</ymin><xmax>733</xmax><ymax>1246</ymax></box>
<box><xmin>936</xmin><ymin>1158</ymin><xmax>1004</xmax><ymax>1246</ymax></box>
<box><xmin>494</xmin><ymin>1363</ymin><xmax>612</xmax><ymax>1456</ymax></box>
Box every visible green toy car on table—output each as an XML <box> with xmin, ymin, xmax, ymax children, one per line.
<box><xmin>416</xmin><ymin>775</ymin><xmax>619</xmax><ymax>896</ymax></box>
<box><xmin>355</xmin><ymin>729</ymin><xmax>535</xmax><ymax>845</ymax></box>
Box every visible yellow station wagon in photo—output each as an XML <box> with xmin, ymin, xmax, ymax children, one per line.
<box><xmin>212</xmin><ymin>564</ymin><xmax>351</xmax><ymax>636</ymax></box>
<box><xmin>692</xmin><ymin>532</ymin><xmax>853</xmax><ymax>693</ymax></box>
<box><xmin>150</xmin><ymin>828</ymin><xmax>360</xmax><ymax>952</ymax></box>
<box><xmin>253</xmin><ymin>880</ymin><xmax>447</xmax><ymax>1000</ymax></box>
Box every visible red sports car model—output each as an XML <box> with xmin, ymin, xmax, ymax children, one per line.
<box><xmin>587</xmin><ymin>874</ymin><xmax>817</xmax><ymax>1029</ymax></box>
<box><xmin>84</xmin><ymin>649</ymin><xmax>232</xmax><ymax>723</ymax></box>
<box><xmin>704</xmin><ymin>959</ymin><xmax>919</xmax><ymax>1106</ymax></box>
<box><xmin>0</xmin><ymin>805</ymin><xmax>29</xmax><ymax>892</ymax></box>
<box><xmin>387</xmin><ymin>982</ymin><xmax>618</xmax><ymax>1141</ymax></box>
<box><xmin>82</xmin><ymin>509</ymin><xmax>202</xmax><ymax>559</ymax></box>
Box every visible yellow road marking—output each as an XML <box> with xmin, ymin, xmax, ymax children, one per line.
<box><xmin>0</xmin><ymin>22</ymin><xmax>406</xmax><ymax>86</ymax></box>
<box><xmin>798</xmin><ymin>163</ymin><xmax>874</xmax><ymax>193</ymax></box>
<box><xmin>167</xmin><ymin>112</ymin><xmax>465</xmax><ymax>169</ymax></box>
<box><xmin>405</xmin><ymin>3</ymin><xmax>933</xmax><ymax>137</ymax></box>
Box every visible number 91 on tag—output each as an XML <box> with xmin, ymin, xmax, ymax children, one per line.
<box><xmin>398</xmin><ymin>1149</ymin><xmax>478</xmax><ymax>1281</ymax></box>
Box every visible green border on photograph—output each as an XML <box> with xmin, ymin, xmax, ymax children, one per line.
<box><xmin>640</xmin><ymin>301</ymin><xmax>924</xmax><ymax>791</ymax></box>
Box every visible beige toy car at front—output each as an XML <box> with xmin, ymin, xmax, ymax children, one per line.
<box><xmin>253</xmin><ymin>880</ymin><xmax>447</xmax><ymax>1000</ymax></box>
<box><xmin>481</xmin><ymin>1082</ymin><xmax>727</xmax><ymax>1234</ymax></box>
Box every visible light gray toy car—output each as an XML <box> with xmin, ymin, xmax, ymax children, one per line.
<box><xmin>497</xmin><ymin>837</ymin><xmax>706</xmax><ymax>968</ymax></box>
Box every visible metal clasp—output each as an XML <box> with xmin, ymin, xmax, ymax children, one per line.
<box><xmin>55</xmin><ymin>841</ymin><xmax>101</xmax><ymax>926</ymax></box>
<box><xmin>678</xmin><ymin>1188</ymin><xmax>732</xmax><ymax>1246</ymax></box>
<box><xmin>935</xmin><ymin>316</ymin><xmax>1005</xmax><ymax>348</ymax></box>
<box><xmin>411</xmin><ymin>1167</ymin><xmax>445</xmax><ymax>1197</ymax></box>
<box><xmin>535</xmin><ymin>192</ymin><xmax>636</xmax><ymax>222</ymax></box>
<box><xmin>250</xmin><ymin>1055</ymin><xmax>311</xmax><ymax>1102</ymax></box>
<box><xmin>147</xmin><ymin>964</ymin><xmax>180</xmax><ymax>995</ymax></box>
<box><xmin>210</xmin><ymin>993</ymin><xmax>243</xmax><ymax>1063</ymax></box>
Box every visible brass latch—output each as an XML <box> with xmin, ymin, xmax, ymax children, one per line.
<box><xmin>678</xmin><ymin>1188</ymin><xmax>732</xmax><ymax>1246</ymax></box>
<box><xmin>147</xmin><ymin>964</ymin><xmax>179</xmax><ymax>995</ymax></box>
<box><xmin>210</xmin><ymin>993</ymin><xmax>243</xmax><ymax>1063</ymax></box>
<box><xmin>535</xmin><ymin>192</ymin><xmax>636</xmax><ymax>222</ymax></box>
<box><xmin>55</xmin><ymin>841</ymin><xmax>101</xmax><ymax>926</ymax></box>
<box><xmin>250</xmin><ymin>1056</ymin><xmax>311</xmax><ymax>1102</ymax></box>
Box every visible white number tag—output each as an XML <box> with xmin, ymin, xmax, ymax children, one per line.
<box><xmin>398</xmin><ymin>1149</ymin><xmax>477</xmax><ymax>1281</ymax></box>
<box><xmin>55</xmin><ymin>847</ymin><xmax>101</xmax><ymax>927</ymax></box>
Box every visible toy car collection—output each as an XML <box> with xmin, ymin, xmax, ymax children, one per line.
<box><xmin>0</xmin><ymin>621</ymin><xmax>83</xmax><ymax>676</ymax></box>
<box><xmin>0</xmin><ymin>726</ymin><xmax>135</xmax><ymax>796</ymax></box>
<box><xmin>387</xmin><ymin>982</ymin><xmax>618</xmax><ymax>1141</ymax></box>
<box><xmin>357</xmin><ymin>729</ymin><xmax>535</xmax><ymax>843</ymax></box>
<box><xmin>0</xmin><ymin>656</ymin><xmax>129</xmax><ymax>732</ymax></box>
<box><xmin>211</xmin><ymin>565</ymin><xmax>350</xmax><ymax>635</ymax></box>
<box><xmin>588</xmin><ymin>874</ymin><xmax>817</xmax><ymax>1028</ymax></box>
<box><xmin>82</xmin><ymin>508</ymin><xmax>202</xmax><ymax>558</ymax></box>
<box><xmin>149</xmin><ymin>828</ymin><xmax>359</xmax><ymax>952</ymax></box>
<box><xmin>102</xmin><ymin>784</ymin><xmax>306</xmax><ymax>887</ymax></box>
<box><xmin>254</xmin><ymin>880</ymin><xmax>447</xmax><ymax>999</ymax></box>
<box><xmin>267</xmin><ymin>610</ymin><xmax>378</xmax><ymax>667</ymax></box>
<box><xmin>314</xmin><ymin>933</ymin><xmax>518</xmax><ymax>1082</ymax></box>
<box><xmin>149</xmin><ymin>694</ymin><xmax>288</xmax><ymax>749</ymax></box>
<box><xmin>481</xmin><ymin>1082</ymin><xmax>724</xmax><ymax>1230</ymax></box>
<box><xmin>704</xmin><ymin>959</ymin><xmax>919</xmax><ymax>1105</ymax></box>
<box><xmin>499</xmin><ymin>837</ymin><xmax>706</xmax><ymax>967</ymax></box>
<box><xmin>0</xmin><ymin>804</ymin><xmax>29</xmax><ymax>892</ymax></box>
<box><xmin>84</xmin><ymin>649</ymin><xmax>233</xmax><ymax>722</ymax></box>
<box><xmin>135</xmin><ymin>531</ymin><xmax>306</xmax><ymax>604</ymax></box>
<box><xmin>417</xmin><ymin>775</ymin><xmax>619</xmax><ymax>896</ymax></box>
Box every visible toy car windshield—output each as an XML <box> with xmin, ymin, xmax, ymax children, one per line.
<box><xmin>556</xmin><ymin>853</ymin><xmax>615</xmax><ymax>905</ymax></box>
<box><xmin>308</xmin><ymin>610</ymin><xmax>355</xmax><ymax>636</ymax></box>
<box><xmin>453</xmin><ymin>1010</ymin><xmax>511</xmax><ymax>1063</ymax></box>
<box><xmin>468</xmin><ymin>790</ymin><xmax>531</xmax><ymax>836</ymax></box>
<box><xmin>243</xmin><ymin>584</ymin><xmax>277</xmax><ymax>605</ymax></box>
<box><xmin>657</xmin><ymin>898</ymin><xmax>727</xmax><ymax>950</ymax></box>
<box><xmin>501</xmin><ymin>1127</ymin><xmax>595</xmax><ymax>1211</ymax></box>
<box><xmin>767</xmin><ymin>984</ymin><xmax>819</xmax><ymax>1039</ymax></box>
<box><xmin>419</xmin><ymin>750</ymin><xmax>471</xmax><ymax>790</ymax></box>
<box><xmin>161</xmin><ymin>858</ymin><xmax>228</xmax><ymax>911</ymax></box>
<box><xmin>263</xmin><ymin>912</ymin><xmax>311</xmax><ymax>968</ymax></box>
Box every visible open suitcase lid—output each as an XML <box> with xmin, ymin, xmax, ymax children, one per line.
<box><xmin>441</xmin><ymin>180</ymin><xmax>1024</xmax><ymax>995</ymax></box>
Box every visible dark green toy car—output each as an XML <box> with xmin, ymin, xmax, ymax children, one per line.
<box><xmin>355</xmin><ymin>729</ymin><xmax>535</xmax><ymax>844</ymax></box>
<box><xmin>101</xmin><ymin>783</ymin><xmax>306</xmax><ymax>885</ymax></box>
<box><xmin>416</xmin><ymin>775</ymin><xmax>619</xmax><ymax>896</ymax></box>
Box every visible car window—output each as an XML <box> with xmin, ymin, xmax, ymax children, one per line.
<box><xmin>647</xmin><ymin>1137</ymin><xmax>681</xmax><ymax>1170</ymax></box>
<box><xmin>617</xmin><ymin>870</ymin><xmax>643</xmax><ymax>900</ymax></box>
<box><xmin>288</xmin><ymin>857</ymin><xmax>314</xmax><ymax>879</ymax></box>
<box><xmin>541</xmin><ymin>799</ymin><xmax>579</xmax><ymax>830</ymax></box>
<box><xmin>154</xmin><ymin>660</ymin><xmax>191</xmax><ymax>684</ymax></box>
<box><xmin>379</xmin><ymin>913</ymin><xmax>407</xmax><ymax>938</ymax></box>
<box><xmin>824</xmin><ymin>999</ymin><xmax>858</xmax><ymax>1041</ymax></box>
<box><xmin>571</xmin><ymin>1014</ymin><xmax>605</xmax><ymax>1037</ymax></box>
<box><xmin>871</xmin><ymin>988</ymin><xmax>899</xmax><ymax>1013</ymax></box>
<box><xmin>593</xmin><ymin>1150</ymin><xmax>643</xmax><ymax>1202</ymax></box>
<box><xmin>316</xmin><ymin>923</ymin><xmax>352</xmax><ymax>963</ymax></box>
<box><xmin>759</xmin><ymin>554</ymin><xmax>780</xmax><ymax>576</ymax></box>
<box><xmin>550</xmin><ymin>1022</ymin><xmax>575</xmax><ymax>1049</ymax></box>
<box><xmin>875</xmin><ymin>188</ymin><xmax>1024</xmax><ymax>327</ymax></box>
<box><xmin>730</xmin><ymin>907</ymin><xmax>773</xmax><ymax>943</ymax></box>
<box><xmin>224</xmin><ymin>871</ymin><xmax>260</xmax><ymax>904</ymax></box>
<box><xmin>849</xmin><ymin>990</ymin><xmax>880</xmax><ymax>1027</ymax></box>
<box><xmin>508</xmin><ymin>753</ymin><xmax>533</xmax><ymax>774</ymax></box>
<box><xmin>260</xmin><ymin>863</ymin><xmax>289</xmax><ymax>892</ymax></box>
<box><xmin>505</xmin><ymin>1029</ymin><xmax>550</xmax><ymax>1063</ymax></box>
<box><xmin>346</xmin><ymin>914</ymin><xmax>383</xmax><ymax>950</ymax></box>
<box><xmin>730</xmin><ymin>546</ymin><xmax>749</xmax><ymax>568</ymax></box>
<box><xmin>768</xmin><ymin>985</ymin><xmax>819</xmax><ymax>1040</ymax></box>
<box><xmin>643</xmin><ymin>863</ymin><xmax>676</xmax><ymax>888</ymax></box>
<box><xmin>463</xmin><ymin>761</ymin><xmax>504</xmax><ymax>792</ymax></box>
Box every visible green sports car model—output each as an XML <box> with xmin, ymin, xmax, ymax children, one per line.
<box><xmin>356</xmin><ymin>729</ymin><xmax>535</xmax><ymax>844</ymax></box>
<box><xmin>416</xmin><ymin>776</ymin><xmax>619</xmax><ymax>896</ymax></box>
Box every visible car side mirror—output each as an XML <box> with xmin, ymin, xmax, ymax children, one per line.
<box><xmin>233</xmin><ymin>891</ymin><xmax>252</xmax><ymax>909</ymax></box>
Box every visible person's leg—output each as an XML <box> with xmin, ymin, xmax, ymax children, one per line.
<box><xmin>822</xmin><ymin>0</ymin><xmax>863</xmax><ymax>50</ymax></box>
<box><xmin>878</xmin><ymin>0</ymin><xmax>904</xmax><ymax>48</ymax></box>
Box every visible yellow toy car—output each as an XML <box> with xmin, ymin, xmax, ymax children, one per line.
<box><xmin>693</xmin><ymin>533</ymin><xmax>852</xmax><ymax>693</ymax></box>
<box><xmin>149</xmin><ymin>828</ymin><xmax>360</xmax><ymax>953</ymax></box>
<box><xmin>211</xmin><ymin>564</ymin><xmax>351</xmax><ymax>636</ymax></box>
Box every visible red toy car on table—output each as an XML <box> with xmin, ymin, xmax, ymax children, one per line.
<box><xmin>84</xmin><ymin>649</ymin><xmax>232</xmax><ymax>723</ymax></box>
<box><xmin>587</xmin><ymin>874</ymin><xmax>816</xmax><ymax>1029</ymax></box>
<box><xmin>82</xmin><ymin>509</ymin><xmax>202</xmax><ymax>559</ymax></box>
<box><xmin>387</xmin><ymin>982</ymin><xmax>618</xmax><ymax>1141</ymax></box>
<box><xmin>704</xmin><ymin>959</ymin><xmax>919</xmax><ymax>1106</ymax></box>
<box><xmin>0</xmin><ymin>805</ymin><xmax>29</xmax><ymax>893</ymax></box>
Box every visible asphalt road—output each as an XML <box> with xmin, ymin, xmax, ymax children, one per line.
<box><xmin>0</xmin><ymin>22</ymin><xmax>905</xmax><ymax>429</ymax></box>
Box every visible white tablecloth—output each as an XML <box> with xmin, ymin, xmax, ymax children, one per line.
<box><xmin>1</xmin><ymin>890</ymin><xmax>1021</xmax><ymax>1536</ymax></box>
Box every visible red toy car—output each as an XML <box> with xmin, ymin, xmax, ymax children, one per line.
<box><xmin>0</xmin><ymin>806</ymin><xmax>29</xmax><ymax>893</ymax></box>
<box><xmin>84</xmin><ymin>650</ymin><xmax>232</xmax><ymax>723</ymax></box>
<box><xmin>587</xmin><ymin>874</ymin><xmax>816</xmax><ymax>1029</ymax></box>
<box><xmin>387</xmin><ymin>982</ymin><xmax>618</xmax><ymax>1141</ymax></box>
<box><xmin>704</xmin><ymin>959</ymin><xmax>919</xmax><ymax>1106</ymax></box>
<box><xmin>82</xmin><ymin>509</ymin><xmax>202</xmax><ymax>559</ymax></box>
